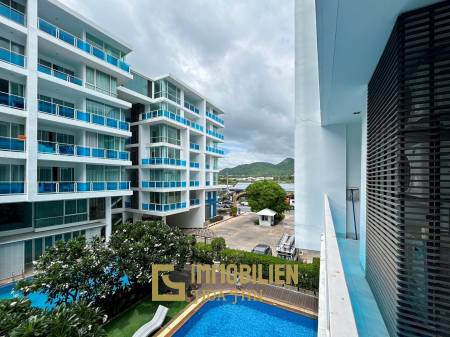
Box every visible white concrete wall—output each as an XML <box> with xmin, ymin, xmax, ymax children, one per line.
<box><xmin>258</xmin><ymin>215</ymin><xmax>273</xmax><ymax>227</ymax></box>
<box><xmin>359</xmin><ymin>93</ymin><xmax>368</xmax><ymax>271</ymax></box>
<box><xmin>0</xmin><ymin>242</ymin><xmax>24</xmax><ymax>280</ymax></box>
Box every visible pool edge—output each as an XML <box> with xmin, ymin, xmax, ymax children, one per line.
<box><xmin>154</xmin><ymin>290</ymin><xmax>318</xmax><ymax>337</ymax></box>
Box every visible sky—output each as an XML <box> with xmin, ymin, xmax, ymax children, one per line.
<box><xmin>65</xmin><ymin>0</ymin><xmax>295</xmax><ymax>168</ymax></box>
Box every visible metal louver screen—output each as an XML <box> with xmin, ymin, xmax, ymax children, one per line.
<box><xmin>367</xmin><ymin>2</ymin><xmax>450</xmax><ymax>337</ymax></box>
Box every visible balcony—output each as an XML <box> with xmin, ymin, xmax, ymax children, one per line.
<box><xmin>207</xmin><ymin>129</ymin><xmax>224</xmax><ymax>140</ymax></box>
<box><xmin>37</xmin><ymin>141</ymin><xmax>129</xmax><ymax>161</ymax></box>
<box><xmin>0</xmin><ymin>2</ymin><xmax>25</xmax><ymax>26</ymax></box>
<box><xmin>0</xmin><ymin>136</ymin><xmax>25</xmax><ymax>152</ymax></box>
<box><xmin>38</xmin><ymin>18</ymin><xmax>130</xmax><ymax>73</ymax></box>
<box><xmin>206</xmin><ymin>111</ymin><xmax>224</xmax><ymax>126</ymax></box>
<box><xmin>190</xmin><ymin>143</ymin><xmax>200</xmax><ymax>151</ymax></box>
<box><xmin>184</xmin><ymin>101</ymin><xmax>199</xmax><ymax>114</ymax></box>
<box><xmin>190</xmin><ymin>198</ymin><xmax>200</xmax><ymax>206</ymax></box>
<box><xmin>0</xmin><ymin>182</ymin><xmax>24</xmax><ymax>194</ymax></box>
<box><xmin>190</xmin><ymin>181</ymin><xmax>200</xmax><ymax>187</ymax></box>
<box><xmin>142</xmin><ymin>181</ymin><xmax>187</xmax><ymax>189</ymax></box>
<box><xmin>38</xmin><ymin>63</ymin><xmax>83</xmax><ymax>86</ymax></box>
<box><xmin>141</xmin><ymin>157</ymin><xmax>186</xmax><ymax>167</ymax></box>
<box><xmin>206</xmin><ymin>181</ymin><xmax>211</xmax><ymax>186</ymax></box>
<box><xmin>38</xmin><ymin>100</ymin><xmax>130</xmax><ymax>132</ymax></box>
<box><xmin>190</xmin><ymin>121</ymin><xmax>204</xmax><ymax>133</ymax></box>
<box><xmin>38</xmin><ymin>181</ymin><xmax>130</xmax><ymax>194</ymax></box>
<box><xmin>189</xmin><ymin>161</ymin><xmax>200</xmax><ymax>169</ymax></box>
<box><xmin>142</xmin><ymin>202</ymin><xmax>187</xmax><ymax>212</ymax></box>
<box><xmin>142</xmin><ymin>109</ymin><xmax>189</xmax><ymax>127</ymax></box>
<box><xmin>0</xmin><ymin>47</ymin><xmax>25</xmax><ymax>68</ymax></box>
<box><xmin>0</xmin><ymin>91</ymin><xmax>25</xmax><ymax>110</ymax></box>
<box><xmin>206</xmin><ymin>146</ymin><xmax>225</xmax><ymax>156</ymax></box>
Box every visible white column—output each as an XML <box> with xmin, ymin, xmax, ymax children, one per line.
<box><xmin>26</xmin><ymin>0</ymin><xmax>39</xmax><ymax>199</ymax></box>
<box><xmin>105</xmin><ymin>197</ymin><xmax>112</xmax><ymax>239</ymax></box>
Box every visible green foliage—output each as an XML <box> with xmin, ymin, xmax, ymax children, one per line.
<box><xmin>211</xmin><ymin>237</ymin><xmax>226</xmax><ymax>260</ymax></box>
<box><xmin>19</xmin><ymin>236</ymin><xmax>120</xmax><ymax>306</ymax></box>
<box><xmin>220</xmin><ymin>158</ymin><xmax>294</xmax><ymax>177</ymax></box>
<box><xmin>191</xmin><ymin>243</ymin><xmax>319</xmax><ymax>291</ymax></box>
<box><xmin>109</xmin><ymin>221</ymin><xmax>190</xmax><ymax>286</ymax></box>
<box><xmin>230</xmin><ymin>206</ymin><xmax>238</xmax><ymax>216</ymax></box>
<box><xmin>209</xmin><ymin>215</ymin><xmax>223</xmax><ymax>223</ymax></box>
<box><xmin>0</xmin><ymin>300</ymin><xmax>106</xmax><ymax>337</ymax></box>
<box><xmin>246</xmin><ymin>180</ymin><xmax>290</xmax><ymax>215</ymax></box>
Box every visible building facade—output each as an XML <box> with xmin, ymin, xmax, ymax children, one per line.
<box><xmin>0</xmin><ymin>0</ymin><xmax>224</xmax><ymax>282</ymax></box>
<box><xmin>296</xmin><ymin>0</ymin><xmax>448</xmax><ymax>336</ymax></box>
<box><xmin>118</xmin><ymin>72</ymin><xmax>225</xmax><ymax>228</ymax></box>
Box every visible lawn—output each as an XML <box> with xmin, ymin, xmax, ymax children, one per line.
<box><xmin>104</xmin><ymin>298</ymin><xmax>188</xmax><ymax>337</ymax></box>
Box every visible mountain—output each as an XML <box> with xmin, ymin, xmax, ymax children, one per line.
<box><xmin>220</xmin><ymin>158</ymin><xmax>294</xmax><ymax>177</ymax></box>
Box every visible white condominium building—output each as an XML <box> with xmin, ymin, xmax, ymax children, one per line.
<box><xmin>118</xmin><ymin>72</ymin><xmax>225</xmax><ymax>228</ymax></box>
<box><xmin>0</xmin><ymin>0</ymin><xmax>224</xmax><ymax>282</ymax></box>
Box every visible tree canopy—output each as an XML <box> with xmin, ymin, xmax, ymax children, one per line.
<box><xmin>246</xmin><ymin>180</ymin><xmax>289</xmax><ymax>216</ymax></box>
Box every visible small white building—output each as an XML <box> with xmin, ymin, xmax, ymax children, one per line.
<box><xmin>256</xmin><ymin>208</ymin><xmax>277</xmax><ymax>226</ymax></box>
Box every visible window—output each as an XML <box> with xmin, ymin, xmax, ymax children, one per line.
<box><xmin>85</xmin><ymin>67</ymin><xmax>118</xmax><ymax>96</ymax></box>
<box><xmin>89</xmin><ymin>198</ymin><xmax>105</xmax><ymax>220</ymax></box>
<box><xmin>150</xmin><ymin>125</ymin><xmax>180</xmax><ymax>145</ymax></box>
<box><xmin>34</xmin><ymin>200</ymin><xmax>88</xmax><ymax>228</ymax></box>
<box><xmin>87</xmin><ymin>165</ymin><xmax>105</xmax><ymax>182</ymax></box>
<box><xmin>154</xmin><ymin>80</ymin><xmax>181</xmax><ymax>104</ymax></box>
<box><xmin>86</xmin><ymin>99</ymin><xmax>124</xmax><ymax>120</ymax></box>
<box><xmin>86</xmin><ymin>32</ymin><xmax>125</xmax><ymax>59</ymax></box>
<box><xmin>0</xmin><ymin>37</ymin><xmax>25</xmax><ymax>55</ymax></box>
<box><xmin>38</xmin><ymin>95</ymin><xmax>74</xmax><ymax>108</ymax></box>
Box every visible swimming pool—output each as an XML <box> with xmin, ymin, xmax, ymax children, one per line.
<box><xmin>0</xmin><ymin>281</ymin><xmax>55</xmax><ymax>309</ymax></box>
<box><xmin>172</xmin><ymin>295</ymin><xmax>317</xmax><ymax>337</ymax></box>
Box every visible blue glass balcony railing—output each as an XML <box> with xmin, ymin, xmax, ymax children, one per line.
<box><xmin>207</xmin><ymin>129</ymin><xmax>224</xmax><ymax>140</ymax></box>
<box><xmin>142</xmin><ymin>181</ymin><xmax>187</xmax><ymax>189</ymax></box>
<box><xmin>141</xmin><ymin>157</ymin><xmax>186</xmax><ymax>167</ymax></box>
<box><xmin>0</xmin><ymin>182</ymin><xmax>25</xmax><ymax>195</ymax></box>
<box><xmin>0</xmin><ymin>3</ymin><xmax>25</xmax><ymax>25</ymax></box>
<box><xmin>190</xmin><ymin>181</ymin><xmax>200</xmax><ymax>187</ymax></box>
<box><xmin>206</xmin><ymin>111</ymin><xmax>224</xmax><ymax>126</ymax></box>
<box><xmin>142</xmin><ymin>202</ymin><xmax>187</xmax><ymax>212</ymax></box>
<box><xmin>38</xmin><ymin>181</ymin><xmax>130</xmax><ymax>193</ymax></box>
<box><xmin>206</xmin><ymin>164</ymin><xmax>211</xmax><ymax>169</ymax></box>
<box><xmin>184</xmin><ymin>101</ymin><xmax>199</xmax><ymax>114</ymax></box>
<box><xmin>38</xmin><ymin>64</ymin><xmax>83</xmax><ymax>86</ymax></box>
<box><xmin>38</xmin><ymin>18</ymin><xmax>130</xmax><ymax>73</ymax></box>
<box><xmin>0</xmin><ymin>136</ymin><xmax>25</xmax><ymax>152</ymax></box>
<box><xmin>190</xmin><ymin>198</ymin><xmax>200</xmax><ymax>206</ymax></box>
<box><xmin>0</xmin><ymin>91</ymin><xmax>25</xmax><ymax>109</ymax></box>
<box><xmin>190</xmin><ymin>143</ymin><xmax>200</xmax><ymax>151</ymax></box>
<box><xmin>38</xmin><ymin>140</ymin><xmax>129</xmax><ymax>161</ymax></box>
<box><xmin>206</xmin><ymin>181</ymin><xmax>211</xmax><ymax>186</ymax></box>
<box><xmin>0</xmin><ymin>47</ymin><xmax>25</xmax><ymax>67</ymax></box>
<box><xmin>206</xmin><ymin>146</ymin><xmax>225</xmax><ymax>155</ymax></box>
<box><xmin>38</xmin><ymin>100</ymin><xmax>130</xmax><ymax>132</ymax></box>
<box><xmin>190</xmin><ymin>161</ymin><xmax>200</xmax><ymax>169</ymax></box>
<box><xmin>141</xmin><ymin>110</ymin><xmax>204</xmax><ymax>132</ymax></box>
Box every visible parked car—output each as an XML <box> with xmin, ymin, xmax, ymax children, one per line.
<box><xmin>251</xmin><ymin>244</ymin><xmax>272</xmax><ymax>256</ymax></box>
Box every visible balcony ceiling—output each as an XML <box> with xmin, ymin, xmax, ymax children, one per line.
<box><xmin>316</xmin><ymin>0</ymin><xmax>442</xmax><ymax>125</ymax></box>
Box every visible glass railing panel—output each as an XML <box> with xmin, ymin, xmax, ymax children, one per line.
<box><xmin>0</xmin><ymin>91</ymin><xmax>25</xmax><ymax>109</ymax></box>
<box><xmin>38</xmin><ymin>18</ymin><xmax>56</xmax><ymax>36</ymax></box>
<box><xmin>76</xmin><ymin>39</ymin><xmax>91</xmax><ymax>53</ymax></box>
<box><xmin>92</xmin><ymin>114</ymin><xmax>105</xmax><ymax>125</ymax></box>
<box><xmin>38</xmin><ymin>141</ymin><xmax>57</xmax><ymax>154</ymax></box>
<box><xmin>107</xmin><ymin>182</ymin><xmax>118</xmax><ymax>190</ymax></box>
<box><xmin>119</xmin><ymin>151</ymin><xmax>129</xmax><ymax>160</ymax></box>
<box><xmin>106</xmin><ymin>149</ymin><xmax>118</xmax><ymax>159</ymax></box>
<box><xmin>0</xmin><ymin>137</ymin><xmax>25</xmax><ymax>151</ymax></box>
<box><xmin>58</xmin><ymin>29</ymin><xmax>75</xmax><ymax>45</ymax></box>
<box><xmin>38</xmin><ymin>182</ymin><xmax>57</xmax><ymax>193</ymax></box>
<box><xmin>76</xmin><ymin>146</ymin><xmax>90</xmax><ymax>157</ymax></box>
<box><xmin>77</xmin><ymin>182</ymin><xmax>91</xmax><ymax>192</ymax></box>
<box><xmin>0</xmin><ymin>47</ymin><xmax>25</xmax><ymax>67</ymax></box>
<box><xmin>92</xmin><ymin>148</ymin><xmax>105</xmax><ymax>158</ymax></box>
<box><xmin>190</xmin><ymin>143</ymin><xmax>200</xmax><ymax>150</ymax></box>
<box><xmin>0</xmin><ymin>182</ymin><xmax>24</xmax><ymax>194</ymax></box>
<box><xmin>76</xmin><ymin>110</ymin><xmax>90</xmax><ymax>122</ymax></box>
<box><xmin>59</xmin><ymin>105</ymin><xmax>75</xmax><ymax>119</ymax></box>
<box><xmin>58</xmin><ymin>143</ymin><xmax>75</xmax><ymax>155</ymax></box>
<box><xmin>38</xmin><ymin>100</ymin><xmax>56</xmax><ymax>114</ymax></box>
<box><xmin>119</xmin><ymin>121</ymin><xmax>129</xmax><ymax>131</ymax></box>
<box><xmin>0</xmin><ymin>3</ymin><xmax>25</xmax><ymax>25</ymax></box>
<box><xmin>106</xmin><ymin>118</ymin><xmax>118</xmax><ymax>128</ymax></box>
<box><xmin>92</xmin><ymin>182</ymin><xmax>106</xmax><ymax>191</ymax></box>
<box><xmin>119</xmin><ymin>181</ymin><xmax>129</xmax><ymax>190</ymax></box>
<box><xmin>59</xmin><ymin>182</ymin><xmax>75</xmax><ymax>192</ymax></box>
<box><xmin>206</xmin><ymin>112</ymin><xmax>224</xmax><ymax>125</ymax></box>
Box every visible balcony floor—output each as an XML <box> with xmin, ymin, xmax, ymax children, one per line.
<box><xmin>337</xmin><ymin>238</ymin><xmax>389</xmax><ymax>337</ymax></box>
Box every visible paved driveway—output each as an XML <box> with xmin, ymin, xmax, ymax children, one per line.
<box><xmin>205</xmin><ymin>211</ymin><xmax>294</xmax><ymax>253</ymax></box>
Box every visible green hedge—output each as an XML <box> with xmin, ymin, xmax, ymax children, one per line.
<box><xmin>192</xmin><ymin>243</ymin><xmax>319</xmax><ymax>291</ymax></box>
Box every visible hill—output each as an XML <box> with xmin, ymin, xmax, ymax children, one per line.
<box><xmin>219</xmin><ymin>158</ymin><xmax>294</xmax><ymax>177</ymax></box>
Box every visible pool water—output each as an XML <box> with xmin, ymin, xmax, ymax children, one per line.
<box><xmin>0</xmin><ymin>282</ymin><xmax>55</xmax><ymax>309</ymax></box>
<box><xmin>173</xmin><ymin>295</ymin><xmax>317</xmax><ymax>337</ymax></box>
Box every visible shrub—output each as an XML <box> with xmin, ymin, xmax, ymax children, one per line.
<box><xmin>209</xmin><ymin>215</ymin><xmax>224</xmax><ymax>223</ymax></box>
<box><xmin>191</xmin><ymin>244</ymin><xmax>319</xmax><ymax>291</ymax></box>
<box><xmin>211</xmin><ymin>237</ymin><xmax>226</xmax><ymax>260</ymax></box>
<box><xmin>230</xmin><ymin>206</ymin><xmax>238</xmax><ymax>216</ymax></box>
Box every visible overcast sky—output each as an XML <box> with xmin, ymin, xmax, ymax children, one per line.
<box><xmin>65</xmin><ymin>0</ymin><xmax>294</xmax><ymax>168</ymax></box>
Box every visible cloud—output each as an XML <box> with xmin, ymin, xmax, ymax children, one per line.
<box><xmin>65</xmin><ymin>0</ymin><xmax>294</xmax><ymax>168</ymax></box>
